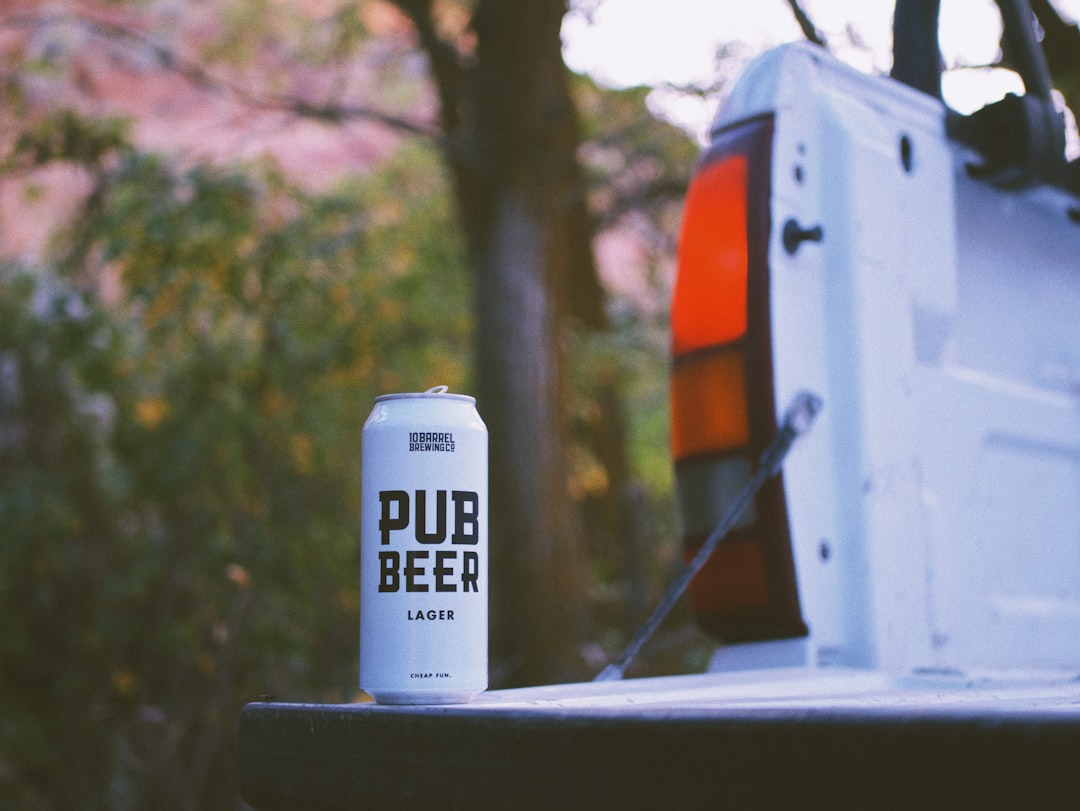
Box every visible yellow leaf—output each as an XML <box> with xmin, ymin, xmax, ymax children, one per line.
<box><xmin>226</xmin><ymin>563</ymin><xmax>251</xmax><ymax>588</ymax></box>
<box><xmin>135</xmin><ymin>397</ymin><xmax>169</xmax><ymax>429</ymax></box>
<box><xmin>289</xmin><ymin>433</ymin><xmax>315</xmax><ymax>475</ymax></box>
<box><xmin>110</xmin><ymin>668</ymin><xmax>138</xmax><ymax>696</ymax></box>
<box><xmin>196</xmin><ymin>654</ymin><xmax>216</xmax><ymax>676</ymax></box>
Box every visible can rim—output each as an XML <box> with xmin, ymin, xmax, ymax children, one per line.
<box><xmin>374</xmin><ymin>385</ymin><xmax>475</xmax><ymax>405</ymax></box>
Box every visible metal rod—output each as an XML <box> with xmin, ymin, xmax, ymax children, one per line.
<box><xmin>594</xmin><ymin>391</ymin><xmax>823</xmax><ymax>682</ymax></box>
<box><xmin>996</xmin><ymin>0</ymin><xmax>1054</xmax><ymax>100</ymax></box>
<box><xmin>891</xmin><ymin>0</ymin><xmax>943</xmax><ymax>100</ymax></box>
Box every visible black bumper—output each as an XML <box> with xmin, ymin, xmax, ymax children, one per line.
<box><xmin>238</xmin><ymin>697</ymin><xmax>1080</xmax><ymax>809</ymax></box>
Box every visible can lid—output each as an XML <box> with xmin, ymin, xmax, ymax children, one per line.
<box><xmin>374</xmin><ymin>385</ymin><xmax>476</xmax><ymax>405</ymax></box>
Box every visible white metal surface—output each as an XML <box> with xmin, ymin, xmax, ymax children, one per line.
<box><xmin>438</xmin><ymin>666</ymin><xmax>1080</xmax><ymax>716</ymax></box>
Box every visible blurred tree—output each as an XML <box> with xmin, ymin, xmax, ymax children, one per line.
<box><xmin>0</xmin><ymin>113</ymin><xmax>472</xmax><ymax>808</ymax></box>
<box><xmin>388</xmin><ymin>0</ymin><xmax>605</xmax><ymax>685</ymax></box>
<box><xmin>0</xmin><ymin>1</ymin><xmax>703</xmax><ymax>806</ymax></box>
<box><xmin>382</xmin><ymin>0</ymin><xmax>702</xmax><ymax>688</ymax></box>
<box><xmin>571</xmin><ymin>76</ymin><xmax>699</xmax><ymax>655</ymax></box>
<box><xmin>1</xmin><ymin>0</ymin><xmax>703</xmax><ymax>691</ymax></box>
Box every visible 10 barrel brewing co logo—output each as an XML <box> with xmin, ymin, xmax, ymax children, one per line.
<box><xmin>409</xmin><ymin>431</ymin><xmax>455</xmax><ymax>452</ymax></box>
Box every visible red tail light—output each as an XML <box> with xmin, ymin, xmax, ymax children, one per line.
<box><xmin>671</xmin><ymin>116</ymin><xmax>807</xmax><ymax>643</ymax></box>
<box><xmin>671</xmin><ymin>153</ymin><xmax>749</xmax><ymax>354</ymax></box>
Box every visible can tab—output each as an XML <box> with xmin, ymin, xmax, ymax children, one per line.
<box><xmin>426</xmin><ymin>385</ymin><xmax>450</xmax><ymax>395</ymax></box>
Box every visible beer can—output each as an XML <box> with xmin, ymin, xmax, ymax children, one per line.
<box><xmin>360</xmin><ymin>386</ymin><xmax>488</xmax><ymax>704</ymax></box>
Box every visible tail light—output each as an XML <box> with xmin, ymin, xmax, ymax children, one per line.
<box><xmin>671</xmin><ymin>115</ymin><xmax>807</xmax><ymax>643</ymax></box>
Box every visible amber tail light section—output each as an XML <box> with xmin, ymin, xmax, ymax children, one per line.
<box><xmin>670</xmin><ymin>115</ymin><xmax>807</xmax><ymax>643</ymax></box>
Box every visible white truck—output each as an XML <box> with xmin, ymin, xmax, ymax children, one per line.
<box><xmin>672</xmin><ymin>41</ymin><xmax>1080</xmax><ymax>678</ymax></box>
<box><xmin>239</xmin><ymin>4</ymin><xmax>1080</xmax><ymax>807</ymax></box>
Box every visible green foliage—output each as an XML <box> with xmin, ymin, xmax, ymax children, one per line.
<box><xmin>0</xmin><ymin>8</ymin><xmax>702</xmax><ymax>805</ymax></box>
<box><xmin>567</xmin><ymin>73</ymin><xmax>708</xmax><ymax>674</ymax></box>
<box><xmin>0</xmin><ymin>125</ymin><xmax>469</xmax><ymax>808</ymax></box>
<box><xmin>572</xmin><ymin>75</ymin><xmax>700</xmax><ymax>232</ymax></box>
<box><xmin>0</xmin><ymin>267</ymin><xmax>124</xmax><ymax>811</ymax></box>
<box><xmin>5</xmin><ymin>109</ymin><xmax>130</xmax><ymax>169</ymax></box>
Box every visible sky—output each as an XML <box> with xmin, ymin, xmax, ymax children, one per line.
<box><xmin>561</xmin><ymin>0</ymin><xmax>1080</xmax><ymax>147</ymax></box>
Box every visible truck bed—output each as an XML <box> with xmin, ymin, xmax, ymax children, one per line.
<box><xmin>238</xmin><ymin>667</ymin><xmax>1080</xmax><ymax>809</ymax></box>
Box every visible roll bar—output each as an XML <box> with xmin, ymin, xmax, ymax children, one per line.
<box><xmin>891</xmin><ymin>0</ymin><xmax>1075</xmax><ymax>192</ymax></box>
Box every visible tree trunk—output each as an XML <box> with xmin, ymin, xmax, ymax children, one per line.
<box><xmin>396</xmin><ymin>0</ymin><xmax>596</xmax><ymax>685</ymax></box>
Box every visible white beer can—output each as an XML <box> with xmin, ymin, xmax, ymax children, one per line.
<box><xmin>360</xmin><ymin>386</ymin><xmax>488</xmax><ymax>704</ymax></box>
